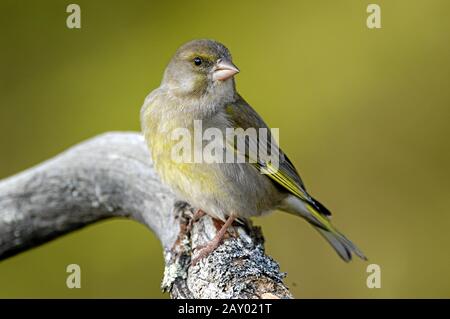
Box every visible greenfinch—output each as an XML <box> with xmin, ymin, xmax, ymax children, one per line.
<box><xmin>141</xmin><ymin>39</ymin><xmax>366</xmax><ymax>264</ymax></box>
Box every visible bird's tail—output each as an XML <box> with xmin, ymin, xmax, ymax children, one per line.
<box><xmin>306</xmin><ymin>202</ymin><xmax>367</xmax><ymax>262</ymax></box>
<box><xmin>283</xmin><ymin>196</ymin><xmax>367</xmax><ymax>262</ymax></box>
<box><xmin>315</xmin><ymin>224</ymin><xmax>367</xmax><ymax>262</ymax></box>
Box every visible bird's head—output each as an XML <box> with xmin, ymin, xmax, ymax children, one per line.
<box><xmin>162</xmin><ymin>39</ymin><xmax>239</xmax><ymax>100</ymax></box>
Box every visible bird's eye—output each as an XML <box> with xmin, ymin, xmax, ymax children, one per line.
<box><xmin>193</xmin><ymin>57</ymin><xmax>202</xmax><ymax>66</ymax></box>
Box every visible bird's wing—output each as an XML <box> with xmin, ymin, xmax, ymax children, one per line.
<box><xmin>225</xmin><ymin>96</ymin><xmax>331</xmax><ymax>217</ymax></box>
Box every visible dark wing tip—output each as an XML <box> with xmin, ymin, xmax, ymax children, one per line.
<box><xmin>310</xmin><ymin>196</ymin><xmax>332</xmax><ymax>217</ymax></box>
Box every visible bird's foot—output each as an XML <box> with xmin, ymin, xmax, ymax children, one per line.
<box><xmin>191</xmin><ymin>214</ymin><xmax>235</xmax><ymax>266</ymax></box>
<box><xmin>191</xmin><ymin>240</ymin><xmax>221</xmax><ymax>266</ymax></box>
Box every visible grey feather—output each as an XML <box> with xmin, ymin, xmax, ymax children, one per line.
<box><xmin>316</xmin><ymin>228</ymin><xmax>367</xmax><ymax>262</ymax></box>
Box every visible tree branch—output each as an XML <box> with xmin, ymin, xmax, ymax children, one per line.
<box><xmin>0</xmin><ymin>132</ymin><xmax>292</xmax><ymax>299</ymax></box>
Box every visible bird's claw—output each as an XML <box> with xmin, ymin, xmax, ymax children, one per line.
<box><xmin>191</xmin><ymin>242</ymin><xmax>219</xmax><ymax>266</ymax></box>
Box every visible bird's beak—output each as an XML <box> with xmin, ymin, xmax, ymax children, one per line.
<box><xmin>212</xmin><ymin>59</ymin><xmax>240</xmax><ymax>81</ymax></box>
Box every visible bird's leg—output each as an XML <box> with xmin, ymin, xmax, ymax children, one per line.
<box><xmin>191</xmin><ymin>214</ymin><xmax>236</xmax><ymax>266</ymax></box>
<box><xmin>186</xmin><ymin>209</ymin><xmax>206</xmax><ymax>233</ymax></box>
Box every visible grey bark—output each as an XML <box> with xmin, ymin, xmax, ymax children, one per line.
<box><xmin>0</xmin><ymin>132</ymin><xmax>292</xmax><ymax>299</ymax></box>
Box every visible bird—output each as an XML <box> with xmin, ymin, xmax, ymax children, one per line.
<box><xmin>141</xmin><ymin>39</ymin><xmax>366</xmax><ymax>265</ymax></box>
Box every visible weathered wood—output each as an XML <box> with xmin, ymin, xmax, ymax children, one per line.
<box><xmin>0</xmin><ymin>132</ymin><xmax>292</xmax><ymax>299</ymax></box>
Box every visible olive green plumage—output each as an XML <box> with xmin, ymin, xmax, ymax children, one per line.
<box><xmin>141</xmin><ymin>39</ymin><xmax>366</xmax><ymax>262</ymax></box>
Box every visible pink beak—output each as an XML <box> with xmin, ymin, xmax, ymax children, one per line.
<box><xmin>212</xmin><ymin>59</ymin><xmax>240</xmax><ymax>81</ymax></box>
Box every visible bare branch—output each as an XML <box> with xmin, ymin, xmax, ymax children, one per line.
<box><xmin>0</xmin><ymin>132</ymin><xmax>292</xmax><ymax>299</ymax></box>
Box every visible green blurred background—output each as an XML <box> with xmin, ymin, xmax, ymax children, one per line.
<box><xmin>0</xmin><ymin>0</ymin><xmax>449</xmax><ymax>298</ymax></box>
